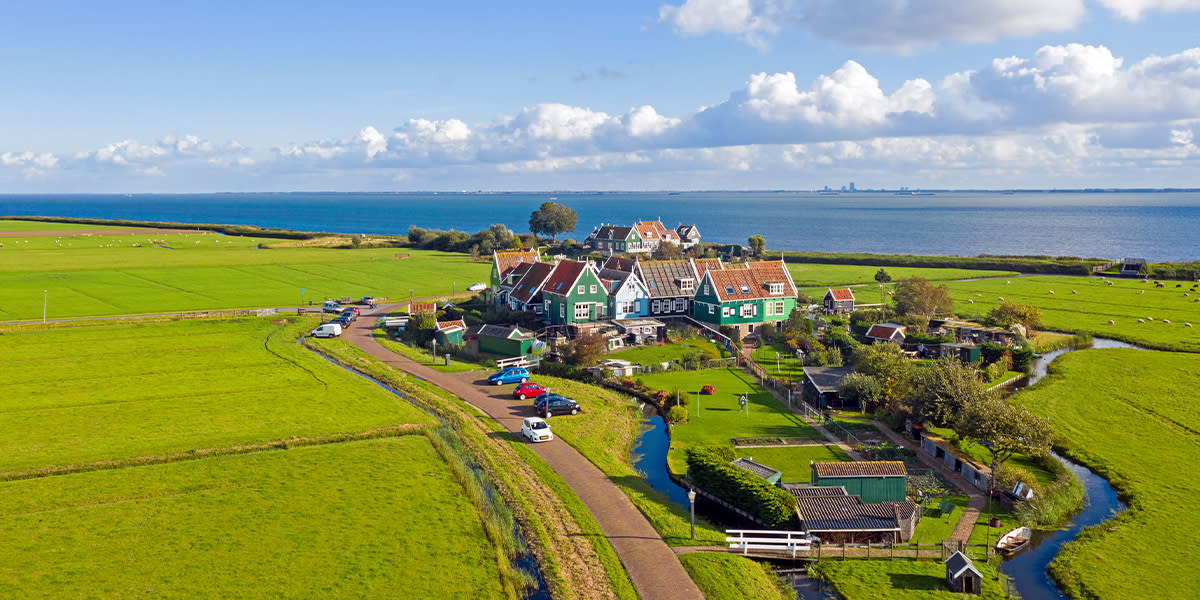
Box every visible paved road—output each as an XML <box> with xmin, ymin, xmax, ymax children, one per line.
<box><xmin>344</xmin><ymin>305</ymin><xmax>705</xmax><ymax>600</ymax></box>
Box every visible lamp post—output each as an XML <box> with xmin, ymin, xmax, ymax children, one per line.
<box><xmin>688</xmin><ymin>488</ymin><xmax>697</xmax><ymax>540</ymax></box>
<box><xmin>299</xmin><ymin>288</ymin><xmax>305</xmax><ymax>312</ymax></box>
<box><xmin>43</xmin><ymin>289</ymin><xmax>47</xmax><ymax>323</ymax></box>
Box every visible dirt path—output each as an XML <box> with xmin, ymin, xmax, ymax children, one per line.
<box><xmin>344</xmin><ymin>304</ymin><xmax>704</xmax><ymax>600</ymax></box>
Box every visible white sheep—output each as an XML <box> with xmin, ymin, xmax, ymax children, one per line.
<box><xmin>1138</xmin><ymin>319</ymin><xmax>1145</xmax><ymax>323</ymax></box>
<box><xmin>998</xmin><ymin>296</ymin><xmax>1005</xmax><ymax>301</ymax></box>
<box><xmin>1139</xmin><ymin>290</ymin><xmax>1145</xmax><ymax>294</ymax></box>
<box><xmin>1164</xmin><ymin>319</ymin><xmax>1172</xmax><ymax>324</ymax></box>
<box><xmin>1187</xmin><ymin>323</ymin><xmax>1193</xmax><ymax>328</ymax></box>
<box><xmin>968</xmin><ymin>299</ymin><xmax>974</xmax><ymax>304</ymax></box>
<box><xmin>1147</xmin><ymin>317</ymin><xmax>1154</xmax><ymax>321</ymax></box>
<box><xmin>1072</xmin><ymin>290</ymin><xmax>1078</xmax><ymax>294</ymax></box>
<box><xmin>1107</xmin><ymin>320</ymin><xmax>1115</xmax><ymax>324</ymax></box>
<box><xmin>1006</xmin><ymin>281</ymin><xmax>1011</xmax><ymax>285</ymax></box>
<box><xmin>1048</xmin><ymin>290</ymin><xmax>1055</xmax><ymax>294</ymax></box>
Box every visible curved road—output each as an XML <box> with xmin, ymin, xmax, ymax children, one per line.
<box><xmin>344</xmin><ymin>305</ymin><xmax>705</xmax><ymax>600</ymax></box>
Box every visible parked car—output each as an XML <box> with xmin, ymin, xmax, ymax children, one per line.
<box><xmin>339</xmin><ymin>310</ymin><xmax>358</xmax><ymax>322</ymax></box>
<box><xmin>512</xmin><ymin>382</ymin><xmax>547</xmax><ymax>400</ymax></box>
<box><xmin>466</xmin><ymin>282</ymin><xmax>487</xmax><ymax>292</ymax></box>
<box><xmin>360</xmin><ymin>296</ymin><xmax>376</xmax><ymax>306</ymax></box>
<box><xmin>342</xmin><ymin>306</ymin><xmax>361</xmax><ymax>316</ymax></box>
<box><xmin>535</xmin><ymin>393</ymin><xmax>580</xmax><ymax>417</ymax></box>
<box><xmin>330</xmin><ymin>316</ymin><xmax>351</xmax><ymax>327</ymax></box>
<box><xmin>322</xmin><ymin>300</ymin><xmax>342</xmax><ymax>313</ymax></box>
<box><xmin>521</xmin><ymin>417</ymin><xmax>553</xmax><ymax>442</ymax></box>
<box><xmin>487</xmin><ymin>367</ymin><xmax>530</xmax><ymax>385</ymax></box>
<box><xmin>310</xmin><ymin>323</ymin><xmax>343</xmax><ymax>338</ymax></box>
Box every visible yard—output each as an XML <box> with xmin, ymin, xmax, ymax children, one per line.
<box><xmin>0</xmin><ymin>317</ymin><xmax>433</xmax><ymax>474</ymax></box>
<box><xmin>815</xmin><ymin>559</ymin><xmax>1009</xmax><ymax>600</ymax></box>
<box><xmin>607</xmin><ymin>338</ymin><xmax>724</xmax><ymax>365</ymax></box>
<box><xmin>635</xmin><ymin>367</ymin><xmax>822</xmax><ymax>472</ymax></box>
<box><xmin>0</xmin><ymin>227</ymin><xmax>488</xmax><ymax>320</ymax></box>
<box><xmin>0</xmin><ymin>436</ymin><xmax>506</xmax><ymax>598</ymax></box>
<box><xmin>750</xmin><ymin>342</ymin><xmax>806</xmax><ymax>381</ymax></box>
<box><xmin>1011</xmin><ymin>348</ymin><xmax>1200</xmax><ymax>600</ymax></box>
<box><xmin>732</xmin><ymin>444</ymin><xmax>851</xmax><ymax>483</ymax></box>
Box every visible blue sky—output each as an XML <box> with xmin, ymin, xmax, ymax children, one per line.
<box><xmin>5</xmin><ymin>0</ymin><xmax>1200</xmax><ymax>191</ymax></box>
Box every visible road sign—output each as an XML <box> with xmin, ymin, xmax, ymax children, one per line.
<box><xmin>738</xmin><ymin>394</ymin><xmax>747</xmax><ymax>406</ymax></box>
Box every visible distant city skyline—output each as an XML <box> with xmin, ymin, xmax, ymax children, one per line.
<box><xmin>5</xmin><ymin>2</ymin><xmax>1200</xmax><ymax>192</ymax></box>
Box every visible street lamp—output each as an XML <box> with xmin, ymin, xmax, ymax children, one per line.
<box><xmin>688</xmin><ymin>488</ymin><xmax>697</xmax><ymax>540</ymax></box>
<box><xmin>300</xmin><ymin>288</ymin><xmax>305</xmax><ymax>312</ymax></box>
<box><xmin>43</xmin><ymin>289</ymin><xmax>47</xmax><ymax>323</ymax></box>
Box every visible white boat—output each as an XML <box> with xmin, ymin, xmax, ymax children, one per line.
<box><xmin>996</xmin><ymin>526</ymin><xmax>1031</xmax><ymax>553</ymax></box>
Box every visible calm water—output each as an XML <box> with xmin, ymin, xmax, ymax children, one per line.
<box><xmin>1</xmin><ymin>191</ymin><xmax>1198</xmax><ymax>261</ymax></box>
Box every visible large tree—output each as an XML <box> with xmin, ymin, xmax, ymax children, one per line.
<box><xmin>892</xmin><ymin>276</ymin><xmax>954</xmax><ymax>321</ymax></box>
<box><xmin>850</xmin><ymin>343</ymin><xmax>914</xmax><ymax>413</ymax></box>
<box><xmin>954</xmin><ymin>396</ymin><xmax>1055</xmax><ymax>490</ymax></box>
<box><xmin>747</xmin><ymin>235</ymin><xmax>765</xmax><ymax>257</ymax></box>
<box><xmin>559</xmin><ymin>332</ymin><xmax>606</xmax><ymax>367</ymax></box>
<box><xmin>985</xmin><ymin>300</ymin><xmax>1044</xmax><ymax>331</ymax></box>
<box><xmin>907</xmin><ymin>358</ymin><xmax>992</xmax><ymax>426</ymax></box>
<box><xmin>528</xmin><ymin>201</ymin><xmax>578</xmax><ymax>241</ymax></box>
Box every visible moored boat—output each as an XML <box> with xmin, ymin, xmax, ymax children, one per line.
<box><xmin>996</xmin><ymin>525</ymin><xmax>1032</xmax><ymax>554</ymax></box>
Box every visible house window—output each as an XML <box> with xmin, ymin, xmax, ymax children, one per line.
<box><xmin>577</xmin><ymin>285</ymin><xmax>585</xmax><ymax>294</ymax></box>
<box><xmin>652</xmin><ymin>300</ymin><xmax>661</xmax><ymax>313</ymax></box>
<box><xmin>589</xmin><ymin>284</ymin><xmax>597</xmax><ymax>294</ymax></box>
<box><xmin>560</xmin><ymin>304</ymin><xmax>565</xmax><ymax>319</ymax></box>
<box><xmin>675</xmin><ymin>298</ymin><xmax>687</xmax><ymax>312</ymax></box>
<box><xmin>765</xmin><ymin>302</ymin><xmax>773</xmax><ymax>317</ymax></box>
<box><xmin>740</xmin><ymin>303</ymin><xmax>756</xmax><ymax>318</ymax></box>
<box><xmin>704</xmin><ymin>284</ymin><xmax>710</xmax><ymax>295</ymax></box>
<box><xmin>708</xmin><ymin>304</ymin><xmax>715</xmax><ymax>314</ymax></box>
<box><xmin>575</xmin><ymin>303</ymin><xmax>591</xmax><ymax>320</ymax></box>
<box><xmin>679</xmin><ymin>278</ymin><xmax>694</xmax><ymax>292</ymax></box>
<box><xmin>775</xmin><ymin>301</ymin><xmax>786</xmax><ymax>315</ymax></box>
<box><xmin>769</xmin><ymin>282</ymin><xmax>785</xmax><ymax>295</ymax></box>
<box><xmin>545</xmin><ymin>300</ymin><xmax>551</xmax><ymax>312</ymax></box>
<box><xmin>722</xmin><ymin>306</ymin><xmax>734</xmax><ymax>317</ymax></box>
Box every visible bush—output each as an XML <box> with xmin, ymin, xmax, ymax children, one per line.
<box><xmin>654</xmin><ymin>390</ymin><xmax>670</xmax><ymax>403</ymax></box>
<box><xmin>701</xmin><ymin>385</ymin><xmax>715</xmax><ymax>395</ymax></box>
<box><xmin>667</xmin><ymin>405</ymin><xmax>689</xmax><ymax>424</ymax></box>
<box><xmin>685</xmin><ymin>446</ymin><xmax>796</xmax><ymax>528</ymax></box>
<box><xmin>672</xmin><ymin>387</ymin><xmax>690</xmax><ymax>407</ymax></box>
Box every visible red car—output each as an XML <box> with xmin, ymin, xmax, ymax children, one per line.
<box><xmin>342</xmin><ymin>306</ymin><xmax>361</xmax><ymax>315</ymax></box>
<box><xmin>512</xmin><ymin>382</ymin><xmax>547</xmax><ymax>400</ymax></box>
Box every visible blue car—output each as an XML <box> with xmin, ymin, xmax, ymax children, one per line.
<box><xmin>487</xmin><ymin>367</ymin><xmax>530</xmax><ymax>385</ymax></box>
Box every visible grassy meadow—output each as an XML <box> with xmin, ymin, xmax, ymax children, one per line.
<box><xmin>0</xmin><ymin>226</ymin><xmax>488</xmax><ymax>320</ymax></box>
<box><xmin>678</xmin><ymin>553</ymin><xmax>792</xmax><ymax>600</ymax></box>
<box><xmin>787</xmin><ymin>263</ymin><xmax>1017</xmax><ymax>288</ymax></box>
<box><xmin>815</xmin><ymin>560</ymin><xmax>1009</xmax><ymax>599</ymax></box>
<box><xmin>0</xmin><ymin>436</ymin><xmax>504</xmax><ymax>598</ymax></box>
<box><xmin>0</xmin><ymin>317</ymin><xmax>432</xmax><ymax>474</ymax></box>
<box><xmin>1012</xmin><ymin>348</ymin><xmax>1200</xmax><ymax>600</ymax></box>
<box><xmin>636</xmin><ymin>367</ymin><xmax>821</xmax><ymax>472</ymax></box>
<box><xmin>0</xmin><ymin>218</ymin><xmax>131</xmax><ymax>232</ymax></box>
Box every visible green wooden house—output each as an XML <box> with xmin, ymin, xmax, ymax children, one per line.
<box><xmin>490</xmin><ymin>248</ymin><xmax>541</xmax><ymax>306</ymax></box>
<box><xmin>477</xmin><ymin>324</ymin><xmax>536</xmax><ymax>357</ymax></box>
<box><xmin>435</xmin><ymin>319</ymin><xmax>466</xmax><ymax>346</ymax></box>
<box><xmin>586</xmin><ymin>225</ymin><xmax>645</xmax><ymax>254</ymax></box>
<box><xmin>810</xmin><ymin>461</ymin><xmax>907</xmax><ymax>504</ymax></box>
<box><xmin>540</xmin><ymin>260</ymin><xmax>609</xmax><ymax>329</ymax></box>
<box><xmin>692</xmin><ymin>260</ymin><xmax>798</xmax><ymax>338</ymax></box>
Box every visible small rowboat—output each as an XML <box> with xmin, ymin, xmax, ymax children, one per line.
<box><xmin>996</xmin><ymin>526</ymin><xmax>1032</xmax><ymax>554</ymax></box>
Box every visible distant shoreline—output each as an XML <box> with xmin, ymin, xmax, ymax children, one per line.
<box><xmin>3</xmin><ymin>188</ymin><xmax>1200</xmax><ymax>196</ymax></box>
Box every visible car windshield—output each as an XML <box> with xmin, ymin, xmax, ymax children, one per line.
<box><xmin>530</xmin><ymin>421</ymin><xmax>548</xmax><ymax>430</ymax></box>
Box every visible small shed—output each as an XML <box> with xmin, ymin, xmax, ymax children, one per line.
<box><xmin>939</xmin><ymin>342</ymin><xmax>981</xmax><ymax>363</ymax></box>
<box><xmin>802</xmin><ymin>366</ymin><xmax>855</xmax><ymax>409</ymax></box>
<box><xmin>1120</xmin><ymin>257</ymin><xmax>1147</xmax><ymax>277</ymax></box>
<box><xmin>435</xmin><ymin>319</ymin><xmax>467</xmax><ymax>346</ymax></box>
<box><xmin>823</xmin><ymin>288</ymin><xmax>855</xmax><ymax>313</ymax></box>
<box><xmin>478</xmin><ymin>324</ymin><xmax>536</xmax><ymax>357</ymax></box>
<box><xmin>865</xmin><ymin>323</ymin><xmax>906</xmax><ymax>345</ymax></box>
<box><xmin>732</xmin><ymin>457</ymin><xmax>782</xmax><ymax>485</ymax></box>
<box><xmin>944</xmin><ymin>551</ymin><xmax>983</xmax><ymax>594</ymax></box>
<box><xmin>810</xmin><ymin>461</ymin><xmax>907</xmax><ymax>504</ymax></box>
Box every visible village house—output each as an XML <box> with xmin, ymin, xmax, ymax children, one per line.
<box><xmin>692</xmin><ymin>260</ymin><xmax>798</xmax><ymax>338</ymax></box>
<box><xmin>599</xmin><ymin>261</ymin><xmax>651</xmax><ymax>321</ymax></box>
<box><xmin>477</xmin><ymin>324</ymin><xmax>537</xmax><ymax>357</ymax></box>
<box><xmin>675</xmin><ymin>224</ymin><xmax>701</xmax><ymax>248</ymax></box>
<box><xmin>823</xmin><ymin>287</ymin><xmax>855</xmax><ymax>313</ymax></box>
<box><xmin>865</xmin><ymin>323</ymin><xmax>906</xmax><ymax>345</ymax></box>
<box><xmin>789</xmin><ymin>487</ymin><xmax>919</xmax><ymax>543</ymax></box>
<box><xmin>507</xmin><ymin>261</ymin><xmax>555</xmax><ymax>315</ymax></box>
<box><xmin>434</xmin><ymin>319</ymin><xmax>466</xmax><ymax>346</ymax></box>
<box><xmin>632</xmin><ymin>220</ymin><xmax>682</xmax><ymax>252</ymax></box>
<box><xmin>490</xmin><ymin>248</ymin><xmax>541</xmax><ymax>306</ymax></box>
<box><xmin>540</xmin><ymin>259</ymin><xmax>610</xmax><ymax>334</ymax></box>
<box><xmin>802</xmin><ymin>366</ymin><xmax>855</xmax><ymax>409</ymax></box>
<box><xmin>586</xmin><ymin>224</ymin><xmax>645</xmax><ymax>254</ymax></box>
<box><xmin>633</xmin><ymin>258</ymin><xmax>706</xmax><ymax>319</ymax></box>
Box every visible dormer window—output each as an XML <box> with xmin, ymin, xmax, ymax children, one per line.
<box><xmin>724</xmin><ymin>286</ymin><xmax>735</xmax><ymax>296</ymax></box>
<box><xmin>678</xmin><ymin>278</ymin><xmax>694</xmax><ymax>292</ymax></box>
<box><xmin>767</xmin><ymin>282</ymin><xmax>784</xmax><ymax>295</ymax></box>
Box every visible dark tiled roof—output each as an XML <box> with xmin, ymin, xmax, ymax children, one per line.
<box><xmin>731</xmin><ymin>458</ymin><xmax>781</xmax><ymax>480</ymax></box>
<box><xmin>827</xmin><ymin>288</ymin><xmax>855</xmax><ymax>301</ymax></box>
<box><xmin>593</xmin><ymin>225</ymin><xmax>634</xmax><ymax>241</ymax></box>
<box><xmin>501</xmin><ymin>261</ymin><xmax>534</xmax><ymax>287</ymax></box>
<box><xmin>795</xmin><ymin>495</ymin><xmax>907</xmax><ymax>533</ymax></box>
<box><xmin>602</xmin><ymin>255</ymin><xmax>637</xmax><ymax>272</ymax></box>
<box><xmin>542</xmin><ymin>260</ymin><xmax>588</xmax><ymax>296</ymax></box>
<box><xmin>812</xmin><ymin>461</ymin><xmax>907</xmax><ymax>478</ymax></box>
<box><xmin>706</xmin><ymin>261</ymin><xmax>796</xmax><ymax>301</ymax></box>
<box><xmin>802</xmin><ymin>366</ymin><xmax>855</xmax><ymax>393</ymax></box>
<box><xmin>637</xmin><ymin>259</ymin><xmax>699</xmax><ymax>299</ymax></box>
<box><xmin>945</xmin><ymin>551</ymin><xmax>982</xmax><ymax>579</ymax></box>
<box><xmin>510</xmin><ymin>262</ymin><xmax>555</xmax><ymax>303</ymax></box>
<box><xmin>786</xmin><ymin>485</ymin><xmax>849</xmax><ymax>499</ymax></box>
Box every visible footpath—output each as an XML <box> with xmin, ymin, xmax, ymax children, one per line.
<box><xmin>344</xmin><ymin>304</ymin><xmax>705</xmax><ymax>600</ymax></box>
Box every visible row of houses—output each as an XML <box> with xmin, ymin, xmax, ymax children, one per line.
<box><xmin>583</xmin><ymin>219</ymin><xmax>701</xmax><ymax>254</ymax></box>
<box><xmin>490</xmin><ymin>249</ymin><xmax>799</xmax><ymax>338</ymax></box>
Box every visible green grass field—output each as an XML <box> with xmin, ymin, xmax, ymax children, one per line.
<box><xmin>375</xmin><ymin>335</ymin><xmax>483</xmax><ymax>373</ymax></box>
<box><xmin>816</xmin><ymin>560</ymin><xmax>1009</xmax><ymax>599</ymax></box>
<box><xmin>751</xmin><ymin>342</ymin><xmax>807</xmax><ymax>381</ymax></box>
<box><xmin>787</xmin><ymin>263</ymin><xmax>1017</xmax><ymax>288</ymax></box>
<box><xmin>1012</xmin><ymin>348</ymin><xmax>1200</xmax><ymax>600</ymax></box>
<box><xmin>0</xmin><ymin>229</ymin><xmax>489</xmax><ymax>320</ymax></box>
<box><xmin>942</xmin><ymin>275</ymin><xmax>1200</xmax><ymax>351</ymax></box>
<box><xmin>679</xmin><ymin>553</ymin><xmax>792</xmax><ymax>600</ymax></box>
<box><xmin>733</xmin><ymin>444</ymin><xmax>850</xmax><ymax>483</ymax></box>
<box><xmin>636</xmin><ymin>367</ymin><xmax>821</xmax><ymax>472</ymax></box>
<box><xmin>0</xmin><ymin>219</ymin><xmax>130</xmax><ymax>232</ymax></box>
<box><xmin>607</xmin><ymin>339</ymin><xmax>723</xmax><ymax>364</ymax></box>
<box><xmin>0</xmin><ymin>317</ymin><xmax>432</xmax><ymax>474</ymax></box>
<box><xmin>0</xmin><ymin>436</ymin><xmax>504</xmax><ymax>598</ymax></box>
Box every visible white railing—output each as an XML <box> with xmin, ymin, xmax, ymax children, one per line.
<box><xmin>725</xmin><ymin>529</ymin><xmax>816</xmax><ymax>558</ymax></box>
<box><xmin>496</xmin><ymin>356</ymin><xmax>532</xmax><ymax>369</ymax></box>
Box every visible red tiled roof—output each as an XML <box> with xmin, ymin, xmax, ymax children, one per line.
<box><xmin>812</xmin><ymin>461</ymin><xmax>907</xmax><ymax>478</ymax></box>
<box><xmin>634</xmin><ymin>220</ymin><xmax>680</xmax><ymax>241</ymax></box>
<box><xmin>602</xmin><ymin>255</ymin><xmax>637</xmax><ymax>272</ymax></box>
<box><xmin>693</xmin><ymin>258</ymin><xmax>723</xmax><ymax>276</ymax></box>
<box><xmin>866</xmin><ymin>324</ymin><xmax>904</xmax><ymax>340</ymax></box>
<box><xmin>436</xmin><ymin>319</ymin><xmax>466</xmax><ymax>332</ymax></box>
<box><xmin>827</xmin><ymin>288</ymin><xmax>854</xmax><ymax>301</ymax></box>
<box><xmin>542</xmin><ymin>260</ymin><xmax>588</xmax><ymax>296</ymax></box>
<box><xmin>705</xmin><ymin>261</ymin><xmax>796</xmax><ymax>301</ymax></box>
<box><xmin>495</xmin><ymin>249</ymin><xmax>540</xmax><ymax>277</ymax></box>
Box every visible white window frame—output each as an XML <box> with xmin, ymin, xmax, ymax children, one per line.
<box><xmin>769</xmin><ymin>282</ymin><xmax>784</xmax><ymax>295</ymax></box>
<box><xmin>680</xmin><ymin>279</ymin><xmax>694</xmax><ymax>292</ymax></box>
<box><xmin>559</xmin><ymin>304</ymin><xmax>565</xmax><ymax>318</ymax></box>
<box><xmin>589</xmin><ymin>284</ymin><xmax>597</xmax><ymax>294</ymax></box>
<box><xmin>652</xmin><ymin>300</ymin><xmax>661</xmax><ymax>313</ymax></box>
<box><xmin>708</xmin><ymin>304</ymin><xmax>715</xmax><ymax>315</ymax></box>
<box><xmin>574</xmin><ymin>302</ymin><xmax>591</xmax><ymax>320</ymax></box>
<box><xmin>740</xmin><ymin>303</ymin><xmax>757</xmax><ymax>318</ymax></box>
<box><xmin>577</xmin><ymin>285</ymin><xmax>585</xmax><ymax>294</ymax></box>
<box><xmin>775</xmin><ymin>301</ymin><xmax>786</xmax><ymax>315</ymax></box>
<box><xmin>675</xmin><ymin>298</ymin><xmax>687</xmax><ymax>312</ymax></box>
<box><xmin>722</xmin><ymin>306</ymin><xmax>734</xmax><ymax>317</ymax></box>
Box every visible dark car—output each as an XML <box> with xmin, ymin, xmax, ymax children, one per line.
<box><xmin>330</xmin><ymin>316</ymin><xmax>351</xmax><ymax>327</ymax></box>
<box><xmin>534</xmin><ymin>393</ymin><xmax>580</xmax><ymax>417</ymax></box>
<box><xmin>339</xmin><ymin>310</ymin><xmax>358</xmax><ymax>322</ymax></box>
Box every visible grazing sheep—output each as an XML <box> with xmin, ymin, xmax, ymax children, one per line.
<box><xmin>1108</xmin><ymin>320</ymin><xmax>1115</xmax><ymax>324</ymax></box>
<box><xmin>1140</xmin><ymin>290</ymin><xmax>1145</xmax><ymax>294</ymax></box>
<box><xmin>1176</xmin><ymin>284</ymin><xmax>1182</xmax><ymax>288</ymax></box>
<box><xmin>1186</xmin><ymin>293</ymin><xmax>1191</xmax><ymax>297</ymax></box>
<box><xmin>998</xmin><ymin>297</ymin><xmax>1005</xmax><ymax>301</ymax></box>
<box><xmin>968</xmin><ymin>299</ymin><xmax>974</xmax><ymax>304</ymax></box>
<box><xmin>975</xmin><ymin>293</ymin><xmax>982</xmax><ymax>297</ymax></box>
<box><xmin>1138</xmin><ymin>319</ymin><xmax>1145</xmax><ymax>323</ymax></box>
<box><xmin>1048</xmin><ymin>290</ymin><xmax>1055</xmax><ymax>294</ymax></box>
<box><xmin>1072</xmin><ymin>290</ymin><xmax>1078</xmax><ymax>294</ymax></box>
<box><xmin>1147</xmin><ymin>317</ymin><xmax>1154</xmax><ymax>321</ymax></box>
<box><xmin>1187</xmin><ymin>323</ymin><xmax>1193</xmax><ymax>327</ymax></box>
<box><xmin>1164</xmin><ymin>319</ymin><xmax>1171</xmax><ymax>324</ymax></box>
<box><xmin>1006</xmin><ymin>281</ymin><xmax>1011</xmax><ymax>285</ymax></box>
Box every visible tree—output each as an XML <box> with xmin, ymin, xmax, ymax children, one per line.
<box><xmin>838</xmin><ymin>372</ymin><xmax>884</xmax><ymax>411</ymax></box>
<box><xmin>985</xmin><ymin>300</ymin><xmax>1044</xmax><ymax>331</ymax></box>
<box><xmin>559</xmin><ymin>332</ymin><xmax>607</xmax><ymax>367</ymax></box>
<box><xmin>747</xmin><ymin>235</ymin><xmax>766</xmax><ymax>257</ymax></box>
<box><xmin>874</xmin><ymin>268</ymin><xmax>891</xmax><ymax>284</ymax></box>
<box><xmin>528</xmin><ymin>201</ymin><xmax>577</xmax><ymax>241</ymax></box>
<box><xmin>875</xmin><ymin>268</ymin><xmax>892</xmax><ymax>319</ymax></box>
<box><xmin>953</xmin><ymin>396</ymin><xmax>1055</xmax><ymax>490</ymax></box>
<box><xmin>651</xmin><ymin>241</ymin><xmax>684</xmax><ymax>260</ymax></box>
<box><xmin>851</xmin><ymin>343</ymin><xmax>914</xmax><ymax>413</ymax></box>
<box><xmin>907</xmin><ymin>358</ymin><xmax>992</xmax><ymax>426</ymax></box>
<box><xmin>892</xmin><ymin>276</ymin><xmax>954</xmax><ymax>322</ymax></box>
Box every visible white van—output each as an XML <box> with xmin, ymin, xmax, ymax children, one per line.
<box><xmin>311</xmin><ymin>323</ymin><xmax>343</xmax><ymax>338</ymax></box>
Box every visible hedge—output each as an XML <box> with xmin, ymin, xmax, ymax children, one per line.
<box><xmin>685</xmin><ymin>446</ymin><xmax>796</xmax><ymax>528</ymax></box>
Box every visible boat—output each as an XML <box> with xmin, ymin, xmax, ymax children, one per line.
<box><xmin>996</xmin><ymin>526</ymin><xmax>1032</xmax><ymax>554</ymax></box>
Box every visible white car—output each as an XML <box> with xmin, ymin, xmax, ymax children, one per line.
<box><xmin>521</xmin><ymin>417</ymin><xmax>553</xmax><ymax>443</ymax></box>
<box><xmin>466</xmin><ymin>282</ymin><xmax>487</xmax><ymax>292</ymax></box>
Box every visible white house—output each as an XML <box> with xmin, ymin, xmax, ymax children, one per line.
<box><xmin>604</xmin><ymin>270</ymin><xmax>650</xmax><ymax>320</ymax></box>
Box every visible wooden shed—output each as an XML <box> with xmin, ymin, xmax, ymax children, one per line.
<box><xmin>939</xmin><ymin>342</ymin><xmax>981</xmax><ymax>363</ymax></box>
<box><xmin>478</xmin><ymin>324</ymin><xmax>536</xmax><ymax>357</ymax></box>
<box><xmin>802</xmin><ymin>366</ymin><xmax>855</xmax><ymax>409</ymax></box>
<box><xmin>731</xmin><ymin>457</ymin><xmax>782</xmax><ymax>485</ymax></box>
<box><xmin>944</xmin><ymin>551</ymin><xmax>982</xmax><ymax>594</ymax></box>
<box><xmin>810</xmin><ymin>461</ymin><xmax>907</xmax><ymax>504</ymax></box>
<box><xmin>435</xmin><ymin>319</ymin><xmax>466</xmax><ymax>347</ymax></box>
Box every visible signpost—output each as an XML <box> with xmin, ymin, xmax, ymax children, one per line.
<box><xmin>738</xmin><ymin>394</ymin><xmax>748</xmax><ymax>416</ymax></box>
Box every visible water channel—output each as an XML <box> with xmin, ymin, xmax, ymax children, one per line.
<box><xmin>628</xmin><ymin>336</ymin><xmax>1141</xmax><ymax>599</ymax></box>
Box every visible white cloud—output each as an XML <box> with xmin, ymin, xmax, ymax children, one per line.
<box><xmin>1096</xmin><ymin>0</ymin><xmax>1200</xmax><ymax>21</ymax></box>
<box><xmin>659</xmin><ymin>0</ymin><xmax>790</xmax><ymax>48</ymax></box>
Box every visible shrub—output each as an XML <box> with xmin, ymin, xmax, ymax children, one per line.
<box><xmin>654</xmin><ymin>390</ymin><xmax>670</xmax><ymax>403</ymax></box>
<box><xmin>993</xmin><ymin>462</ymin><xmax>1038</xmax><ymax>494</ymax></box>
<box><xmin>666</xmin><ymin>405</ymin><xmax>689</xmax><ymax>424</ymax></box>
<box><xmin>685</xmin><ymin>446</ymin><xmax>796</xmax><ymax>528</ymax></box>
<box><xmin>701</xmin><ymin>385</ymin><xmax>716</xmax><ymax>395</ymax></box>
<box><xmin>671</xmin><ymin>387</ymin><xmax>690</xmax><ymax>407</ymax></box>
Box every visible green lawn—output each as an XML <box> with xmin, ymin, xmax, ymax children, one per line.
<box><xmin>0</xmin><ymin>230</ymin><xmax>488</xmax><ymax>320</ymax></box>
<box><xmin>0</xmin><ymin>219</ymin><xmax>130</xmax><ymax>232</ymax></box>
<box><xmin>912</xmin><ymin>496</ymin><xmax>970</xmax><ymax>544</ymax></box>
<box><xmin>943</xmin><ymin>275</ymin><xmax>1200</xmax><ymax>352</ymax></box>
<box><xmin>679</xmin><ymin>553</ymin><xmax>792</xmax><ymax>600</ymax></box>
<box><xmin>637</xmin><ymin>367</ymin><xmax>822</xmax><ymax>472</ymax></box>
<box><xmin>816</xmin><ymin>560</ymin><xmax>1009</xmax><ymax>599</ymax></box>
<box><xmin>751</xmin><ymin>342</ymin><xmax>806</xmax><ymax>381</ymax></box>
<box><xmin>1012</xmin><ymin>348</ymin><xmax>1200</xmax><ymax>600</ymax></box>
<box><xmin>786</xmin><ymin>263</ymin><xmax>1017</xmax><ymax>288</ymax></box>
<box><xmin>0</xmin><ymin>317</ymin><xmax>433</xmax><ymax>474</ymax></box>
<box><xmin>734</xmin><ymin>445</ymin><xmax>850</xmax><ymax>483</ymax></box>
<box><xmin>608</xmin><ymin>339</ymin><xmax>723</xmax><ymax>365</ymax></box>
<box><xmin>375</xmin><ymin>335</ymin><xmax>483</xmax><ymax>373</ymax></box>
<box><xmin>0</xmin><ymin>436</ymin><xmax>505</xmax><ymax>598</ymax></box>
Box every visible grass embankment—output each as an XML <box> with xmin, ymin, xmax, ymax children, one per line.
<box><xmin>679</xmin><ymin>553</ymin><xmax>792</xmax><ymax>600</ymax></box>
<box><xmin>0</xmin><ymin>228</ymin><xmax>488</xmax><ymax>320</ymax></box>
<box><xmin>306</xmin><ymin>338</ymin><xmax>638</xmax><ymax>600</ymax></box>
<box><xmin>637</xmin><ymin>367</ymin><xmax>824</xmax><ymax>473</ymax></box>
<box><xmin>1012</xmin><ymin>348</ymin><xmax>1200</xmax><ymax>600</ymax></box>
<box><xmin>772</xmin><ymin>250</ymin><xmax>1106</xmax><ymax>275</ymax></box>
<box><xmin>785</xmin><ymin>263</ymin><xmax>1018</xmax><ymax>288</ymax></box>
<box><xmin>374</xmin><ymin>335</ymin><xmax>482</xmax><ymax>373</ymax></box>
<box><xmin>0</xmin><ymin>218</ymin><xmax>130</xmax><ymax>232</ymax></box>
<box><xmin>0</xmin><ymin>437</ymin><xmax>506</xmax><ymax>598</ymax></box>
<box><xmin>944</xmin><ymin>275</ymin><xmax>1200</xmax><ymax>352</ymax></box>
<box><xmin>0</xmin><ymin>317</ymin><xmax>433</xmax><ymax>475</ymax></box>
<box><xmin>815</xmin><ymin>560</ymin><xmax>1009</xmax><ymax>599</ymax></box>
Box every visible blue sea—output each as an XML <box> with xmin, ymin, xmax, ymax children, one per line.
<box><xmin>1</xmin><ymin>191</ymin><xmax>1198</xmax><ymax>261</ymax></box>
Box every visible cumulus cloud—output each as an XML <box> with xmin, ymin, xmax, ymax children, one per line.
<box><xmin>658</xmin><ymin>0</ymin><xmax>1198</xmax><ymax>51</ymax></box>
